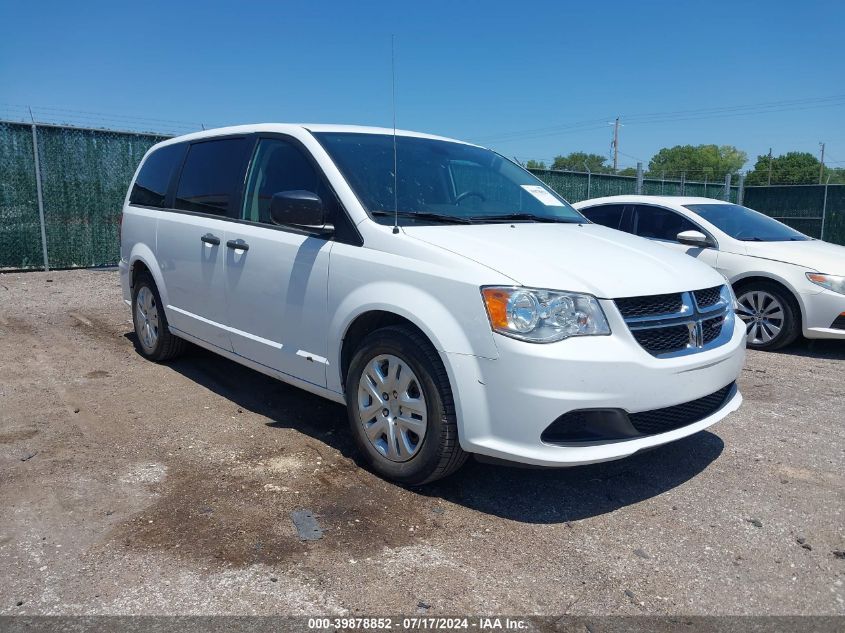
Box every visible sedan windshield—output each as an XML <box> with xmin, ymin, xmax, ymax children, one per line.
<box><xmin>313</xmin><ymin>132</ymin><xmax>585</xmax><ymax>225</ymax></box>
<box><xmin>684</xmin><ymin>203</ymin><xmax>811</xmax><ymax>242</ymax></box>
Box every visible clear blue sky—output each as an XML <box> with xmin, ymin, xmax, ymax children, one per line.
<box><xmin>2</xmin><ymin>0</ymin><xmax>844</xmax><ymax>172</ymax></box>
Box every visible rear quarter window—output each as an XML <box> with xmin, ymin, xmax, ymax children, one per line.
<box><xmin>129</xmin><ymin>144</ymin><xmax>183</xmax><ymax>208</ymax></box>
<box><xmin>580</xmin><ymin>204</ymin><xmax>626</xmax><ymax>229</ymax></box>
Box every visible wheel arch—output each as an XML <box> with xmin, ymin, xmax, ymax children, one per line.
<box><xmin>127</xmin><ymin>245</ymin><xmax>170</xmax><ymax>309</ymax></box>
<box><xmin>731</xmin><ymin>274</ymin><xmax>804</xmax><ymax>328</ymax></box>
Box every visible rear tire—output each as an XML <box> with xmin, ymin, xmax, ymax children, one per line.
<box><xmin>735</xmin><ymin>281</ymin><xmax>800</xmax><ymax>351</ymax></box>
<box><xmin>345</xmin><ymin>325</ymin><xmax>467</xmax><ymax>485</ymax></box>
<box><xmin>131</xmin><ymin>272</ymin><xmax>187</xmax><ymax>361</ymax></box>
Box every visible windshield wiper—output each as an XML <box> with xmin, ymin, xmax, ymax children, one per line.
<box><xmin>468</xmin><ymin>213</ymin><xmax>581</xmax><ymax>224</ymax></box>
<box><xmin>738</xmin><ymin>237</ymin><xmax>765</xmax><ymax>241</ymax></box>
<box><xmin>371</xmin><ymin>210</ymin><xmax>472</xmax><ymax>224</ymax></box>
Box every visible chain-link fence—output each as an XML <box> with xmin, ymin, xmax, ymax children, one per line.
<box><xmin>528</xmin><ymin>168</ymin><xmax>739</xmax><ymax>204</ymax></box>
<box><xmin>2</xmin><ymin>121</ymin><xmax>844</xmax><ymax>271</ymax></box>
<box><xmin>531</xmin><ymin>168</ymin><xmax>844</xmax><ymax>245</ymax></box>
<box><xmin>0</xmin><ymin>121</ymin><xmax>168</xmax><ymax>270</ymax></box>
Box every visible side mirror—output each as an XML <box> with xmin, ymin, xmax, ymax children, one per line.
<box><xmin>269</xmin><ymin>190</ymin><xmax>332</xmax><ymax>232</ymax></box>
<box><xmin>677</xmin><ymin>230</ymin><xmax>712</xmax><ymax>248</ymax></box>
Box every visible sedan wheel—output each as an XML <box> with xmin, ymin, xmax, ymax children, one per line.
<box><xmin>736</xmin><ymin>289</ymin><xmax>785</xmax><ymax>346</ymax></box>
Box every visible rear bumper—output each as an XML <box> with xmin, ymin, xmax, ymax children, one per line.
<box><xmin>447</xmin><ymin>315</ymin><xmax>746</xmax><ymax>467</ymax></box>
<box><xmin>119</xmin><ymin>258</ymin><xmax>131</xmax><ymax>304</ymax></box>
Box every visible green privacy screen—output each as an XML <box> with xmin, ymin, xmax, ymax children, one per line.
<box><xmin>0</xmin><ymin>121</ymin><xmax>168</xmax><ymax>270</ymax></box>
<box><xmin>1</xmin><ymin>122</ymin><xmax>844</xmax><ymax>271</ymax></box>
<box><xmin>0</xmin><ymin>122</ymin><xmax>42</xmax><ymax>268</ymax></box>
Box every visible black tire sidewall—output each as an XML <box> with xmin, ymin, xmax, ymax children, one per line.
<box><xmin>345</xmin><ymin>329</ymin><xmax>451</xmax><ymax>485</ymax></box>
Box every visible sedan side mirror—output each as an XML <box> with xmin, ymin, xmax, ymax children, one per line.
<box><xmin>270</xmin><ymin>190</ymin><xmax>332</xmax><ymax>233</ymax></box>
<box><xmin>677</xmin><ymin>230</ymin><xmax>712</xmax><ymax>248</ymax></box>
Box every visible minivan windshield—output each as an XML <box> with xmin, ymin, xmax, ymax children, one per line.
<box><xmin>314</xmin><ymin>132</ymin><xmax>586</xmax><ymax>225</ymax></box>
<box><xmin>685</xmin><ymin>203</ymin><xmax>811</xmax><ymax>242</ymax></box>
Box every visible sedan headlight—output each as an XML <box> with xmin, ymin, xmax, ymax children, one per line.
<box><xmin>481</xmin><ymin>286</ymin><xmax>610</xmax><ymax>343</ymax></box>
<box><xmin>806</xmin><ymin>273</ymin><xmax>845</xmax><ymax>295</ymax></box>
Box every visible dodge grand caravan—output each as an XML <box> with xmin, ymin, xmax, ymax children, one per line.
<box><xmin>120</xmin><ymin>124</ymin><xmax>746</xmax><ymax>484</ymax></box>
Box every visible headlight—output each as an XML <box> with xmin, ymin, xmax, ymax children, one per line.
<box><xmin>481</xmin><ymin>286</ymin><xmax>610</xmax><ymax>343</ymax></box>
<box><xmin>806</xmin><ymin>273</ymin><xmax>845</xmax><ymax>295</ymax></box>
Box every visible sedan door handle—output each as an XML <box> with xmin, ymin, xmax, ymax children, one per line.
<box><xmin>201</xmin><ymin>233</ymin><xmax>220</xmax><ymax>246</ymax></box>
<box><xmin>226</xmin><ymin>239</ymin><xmax>249</xmax><ymax>251</ymax></box>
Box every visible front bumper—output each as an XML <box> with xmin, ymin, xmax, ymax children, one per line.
<box><xmin>800</xmin><ymin>287</ymin><xmax>845</xmax><ymax>339</ymax></box>
<box><xmin>447</xmin><ymin>313</ymin><xmax>746</xmax><ymax>467</ymax></box>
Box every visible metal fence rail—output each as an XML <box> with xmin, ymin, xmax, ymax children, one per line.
<box><xmin>1</xmin><ymin>121</ymin><xmax>843</xmax><ymax>271</ymax></box>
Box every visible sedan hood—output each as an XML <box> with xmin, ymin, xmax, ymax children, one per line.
<box><xmin>741</xmin><ymin>239</ymin><xmax>845</xmax><ymax>274</ymax></box>
<box><xmin>402</xmin><ymin>223</ymin><xmax>725</xmax><ymax>298</ymax></box>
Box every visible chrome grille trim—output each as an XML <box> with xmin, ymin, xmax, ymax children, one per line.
<box><xmin>615</xmin><ymin>286</ymin><xmax>734</xmax><ymax>358</ymax></box>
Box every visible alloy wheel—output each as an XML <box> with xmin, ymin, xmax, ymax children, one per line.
<box><xmin>736</xmin><ymin>290</ymin><xmax>784</xmax><ymax>345</ymax></box>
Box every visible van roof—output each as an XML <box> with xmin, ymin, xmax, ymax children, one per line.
<box><xmin>154</xmin><ymin>123</ymin><xmax>477</xmax><ymax>148</ymax></box>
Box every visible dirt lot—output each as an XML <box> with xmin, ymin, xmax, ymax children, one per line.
<box><xmin>1</xmin><ymin>268</ymin><xmax>843</xmax><ymax>616</ymax></box>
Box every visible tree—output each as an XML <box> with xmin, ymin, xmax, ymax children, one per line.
<box><xmin>552</xmin><ymin>152</ymin><xmax>612</xmax><ymax>173</ymax></box>
<box><xmin>745</xmin><ymin>151</ymin><xmax>836</xmax><ymax>185</ymax></box>
<box><xmin>525</xmin><ymin>159</ymin><xmax>546</xmax><ymax>170</ymax></box>
<box><xmin>647</xmin><ymin>144</ymin><xmax>746</xmax><ymax>180</ymax></box>
<box><xmin>617</xmin><ymin>167</ymin><xmax>638</xmax><ymax>177</ymax></box>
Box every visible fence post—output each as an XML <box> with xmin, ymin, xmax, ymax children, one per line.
<box><xmin>31</xmin><ymin>123</ymin><xmax>50</xmax><ymax>272</ymax></box>
<box><xmin>635</xmin><ymin>162</ymin><xmax>643</xmax><ymax>195</ymax></box>
<box><xmin>821</xmin><ymin>175</ymin><xmax>830</xmax><ymax>241</ymax></box>
<box><xmin>583</xmin><ymin>162</ymin><xmax>591</xmax><ymax>199</ymax></box>
<box><xmin>680</xmin><ymin>172</ymin><xmax>686</xmax><ymax>195</ymax></box>
<box><xmin>661</xmin><ymin>171</ymin><xmax>665</xmax><ymax>195</ymax></box>
<box><xmin>737</xmin><ymin>173</ymin><xmax>745</xmax><ymax>206</ymax></box>
<box><xmin>723</xmin><ymin>173</ymin><xmax>732</xmax><ymax>201</ymax></box>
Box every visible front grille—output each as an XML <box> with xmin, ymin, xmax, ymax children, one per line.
<box><xmin>615</xmin><ymin>293</ymin><xmax>682</xmax><ymax>318</ymax></box>
<box><xmin>633</xmin><ymin>325</ymin><xmax>690</xmax><ymax>354</ymax></box>
<box><xmin>629</xmin><ymin>383</ymin><xmax>735</xmax><ymax>435</ymax></box>
<box><xmin>831</xmin><ymin>315</ymin><xmax>845</xmax><ymax>330</ymax></box>
<box><xmin>615</xmin><ymin>286</ymin><xmax>732</xmax><ymax>358</ymax></box>
<box><xmin>702</xmin><ymin>315</ymin><xmax>725</xmax><ymax>344</ymax></box>
<box><xmin>694</xmin><ymin>286</ymin><xmax>722</xmax><ymax>309</ymax></box>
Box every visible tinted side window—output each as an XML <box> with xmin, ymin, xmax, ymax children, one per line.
<box><xmin>634</xmin><ymin>205</ymin><xmax>697</xmax><ymax>241</ymax></box>
<box><xmin>175</xmin><ymin>138</ymin><xmax>250</xmax><ymax>216</ymax></box>
<box><xmin>242</xmin><ymin>139</ymin><xmax>338</xmax><ymax>224</ymax></box>
<box><xmin>580</xmin><ymin>204</ymin><xmax>626</xmax><ymax>230</ymax></box>
<box><xmin>129</xmin><ymin>144</ymin><xmax>182</xmax><ymax>208</ymax></box>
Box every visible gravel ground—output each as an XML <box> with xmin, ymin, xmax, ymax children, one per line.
<box><xmin>1</xmin><ymin>269</ymin><xmax>843</xmax><ymax>616</ymax></box>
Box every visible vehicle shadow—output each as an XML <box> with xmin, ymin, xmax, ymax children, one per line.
<box><xmin>141</xmin><ymin>338</ymin><xmax>725</xmax><ymax>524</ymax></box>
<box><xmin>775</xmin><ymin>338</ymin><xmax>845</xmax><ymax>361</ymax></box>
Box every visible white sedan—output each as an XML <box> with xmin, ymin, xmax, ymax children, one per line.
<box><xmin>573</xmin><ymin>196</ymin><xmax>845</xmax><ymax>350</ymax></box>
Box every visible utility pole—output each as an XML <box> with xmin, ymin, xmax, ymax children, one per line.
<box><xmin>819</xmin><ymin>142</ymin><xmax>825</xmax><ymax>184</ymax></box>
<box><xmin>767</xmin><ymin>148</ymin><xmax>772</xmax><ymax>186</ymax></box>
<box><xmin>611</xmin><ymin>117</ymin><xmax>620</xmax><ymax>172</ymax></box>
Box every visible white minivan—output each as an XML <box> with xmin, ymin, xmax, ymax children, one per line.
<box><xmin>120</xmin><ymin>124</ymin><xmax>746</xmax><ymax>484</ymax></box>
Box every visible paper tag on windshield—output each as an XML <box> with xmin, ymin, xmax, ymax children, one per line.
<box><xmin>521</xmin><ymin>185</ymin><xmax>565</xmax><ymax>206</ymax></box>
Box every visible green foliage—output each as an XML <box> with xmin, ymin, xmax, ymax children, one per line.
<box><xmin>745</xmin><ymin>151</ymin><xmax>845</xmax><ymax>185</ymax></box>
<box><xmin>552</xmin><ymin>152</ymin><xmax>612</xmax><ymax>173</ymax></box>
<box><xmin>617</xmin><ymin>167</ymin><xmax>638</xmax><ymax>177</ymax></box>
<box><xmin>525</xmin><ymin>159</ymin><xmax>546</xmax><ymax>169</ymax></box>
<box><xmin>647</xmin><ymin>144</ymin><xmax>746</xmax><ymax>180</ymax></box>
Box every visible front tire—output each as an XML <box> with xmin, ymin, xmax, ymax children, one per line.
<box><xmin>131</xmin><ymin>272</ymin><xmax>187</xmax><ymax>361</ymax></box>
<box><xmin>735</xmin><ymin>282</ymin><xmax>800</xmax><ymax>351</ymax></box>
<box><xmin>345</xmin><ymin>325</ymin><xmax>467</xmax><ymax>485</ymax></box>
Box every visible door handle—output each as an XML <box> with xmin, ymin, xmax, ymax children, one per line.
<box><xmin>226</xmin><ymin>239</ymin><xmax>249</xmax><ymax>251</ymax></box>
<box><xmin>201</xmin><ymin>234</ymin><xmax>220</xmax><ymax>246</ymax></box>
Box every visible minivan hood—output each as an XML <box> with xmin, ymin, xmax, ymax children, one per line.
<box><xmin>402</xmin><ymin>223</ymin><xmax>724</xmax><ymax>298</ymax></box>
<box><xmin>741</xmin><ymin>239</ymin><xmax>845</xmax><ymax>274</ymax></box>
